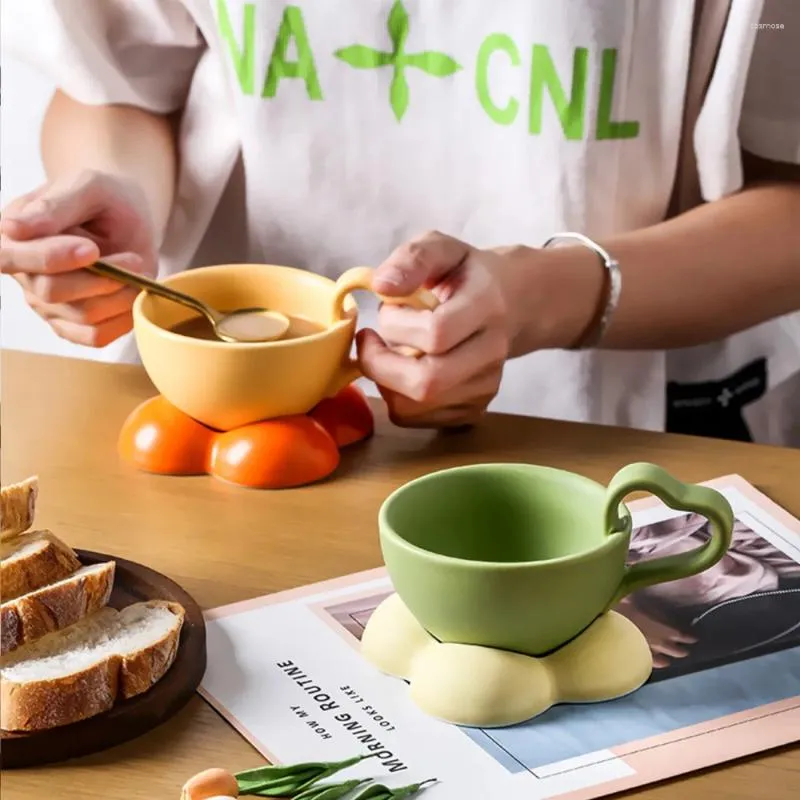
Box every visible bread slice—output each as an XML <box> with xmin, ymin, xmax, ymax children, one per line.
<box><xmin>1</xmin><ymin>477</ymin><xmax>39</xmax><ymax>540</ymax></box>
<box><xmin>0</xmin><ymin>601</ymin><xmax>185</xmax><ymax>731</ymax></box>
<box><xmin>1</xmin><ymin>530</ymin><xmax>82</xmax><ymax>602</ymax></box>
<box><xmin>1</xmin><ymin>561</ymin><xmax>115</xmax><ymax>656</ymax></box>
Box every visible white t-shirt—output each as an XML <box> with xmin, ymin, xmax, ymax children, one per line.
<box><xmin>6</xmin><ymin>0</ymin><xmax>800</xmax><ymax>442</ymax></box>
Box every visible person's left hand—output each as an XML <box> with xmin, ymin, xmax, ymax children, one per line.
<box><xmin>357</xmin><ymin>230</ymin><xmax>605</xmax><ymax>428</ymax></box>
<box><xmin>356</xmin><ymin>232</ymin><xmax>518</xmax><ymax>428</ymax></box>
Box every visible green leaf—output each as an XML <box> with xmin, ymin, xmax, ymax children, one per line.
<box><xmin>244</xmin><ymin>773</ymin><xmax>319</xmax><ymax>797</ymax></box>
<box><xmin>390</xmin><ymin>69</ymin><xmax>410</xmax><ymax>121</ymax></box>
<box><xmin>391</xmin><ymin>781</ymin><xmax>437</xmax><ymax>800</ymax></box>
<box><xmin>351</xmin><ymin>787</ymin><xmax>392</xmax><ymax>800</ymax></box>
<box><xmin>238</xmin><ymin>767</ymin><xmax>318</xmax><ymax>795</ymax></box>
<box><xmin>250</xmin><ymin>785</ymin><xmax>309</xmax><ymax>798</ymax></box>
<box><xmin>405</xmin><ymin>51</ymin><xmax>461</xmax><ymax>77</ymax></box>
<box><xmin>237</xmin><ymin>754</ymin><xmax>373</xmax><ymax>796</ymax></box>
<box><xmin>352</xmin><ymin>779</ymin><xmax>437</xmax><ymax>800</ymax></box>
<box><xmin>334</xmin><ymin>45</ymin><xmax>392</xmax><ymax>69</ymax></box>
<box><xmin>236</xmin><ymin>761</ymin><xmax>315</xmax><ymax>783</ymax></box>
<box><xmin>387</xmin><ymin>0</ymin><xmax>409</xmax><ymax>54</ymax></box>
<box><xmin>294</xmin><ymin>778</ymin><xmax>371</xmax><ymax>800</ymax></box>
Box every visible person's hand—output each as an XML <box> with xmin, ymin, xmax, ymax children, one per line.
<box><xmin>617</xmin><ymin>598</ymin><xmax>697</xmax><ymax>668</ymax></box>
<box><xmin>356</xmin><ymin>231</ymin><xmax>514</xmax><ymax>428</ymax></box>
<box><xmin>0</xmin><ymin>170</ymin><xmax>158</xmax><ymax>347</ymax></box>
<box><xmin>356</xmin><ymin>230</ymin><xmax>603</xmax><ymax>428</ymax></box>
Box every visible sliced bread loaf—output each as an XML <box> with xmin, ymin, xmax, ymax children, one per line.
<box><xmin>1</xmin><ymin>530</ymin><xmax>82</xmax><ymax>602</ymax></box>
<box><xmin>1</xmin><ymin>477</ymin><xmax>39</xmax><ymax>540</ymax></box>
<box><xmin>0</xmin><ymin>600</ymin><xmax>185</xmax><ymax>731</ymax></box>
<box><xmin>1</xmin><ymin>561</ymin><xmax>115</xmax><ymax>656</ymax></box>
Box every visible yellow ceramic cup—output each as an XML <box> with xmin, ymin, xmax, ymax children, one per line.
<box><xmin>132</xmin><ymin>264</ymin><xmax>437</xmax><ymax>431</ymax></box>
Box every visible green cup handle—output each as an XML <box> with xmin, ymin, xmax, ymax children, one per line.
<box><xmin>604</xmin><ymin>463</ymin><xmax>734</xmax><ymax>607</ymax></box>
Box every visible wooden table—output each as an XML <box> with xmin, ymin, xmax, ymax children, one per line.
<box><xmin>2</xmin><ymin>350</ymin><xmax>798</xmax><ymax>799</ymax></box>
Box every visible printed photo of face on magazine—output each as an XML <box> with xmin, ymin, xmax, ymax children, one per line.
<box><xmin>618</xmin><ymin>513</ymin><xmax>800</xmax><ymax>681</ymax></box>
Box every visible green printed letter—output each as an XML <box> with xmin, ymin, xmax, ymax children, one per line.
<box><xmin>263</xmin><ymin>6</ymin><xmax>323</xmax><ymax>100</ymax></box>
<box><xmin>217</xmin><ymin>0</ymin><xmax>255</xmax><ymax>95</ymax></box>
<box><xmin>476</xmin><ymin>33</ymin><xmax>521</xmax><ymax>126</ymax></box>
<box><xmin>596</xmin><ymin>49</ymin><xmax>640</xmax><ymax>139</ymax></box>
<box><xmin>529</xmin><ymin>44</ymin><xmax>587</xmax><ymax>140</ymax></box>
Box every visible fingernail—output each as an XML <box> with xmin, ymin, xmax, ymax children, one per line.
<box><xmin>0</xmin><ymin>215</ymin><xmax>27</xmax><ymax>233</ymax></box>
<box><xmin>18</xmin><ymin>200</ymin><xmax>48</xmax><ymax>221</ymax></box>
<box><xmin>373</xmin><ymin>271</ymin><xmax>405</xmax><ymax>292</ymax></box>
<box><xmin>376</xmin><ymin>270</ymin><xmax>401</xmax><ymax>286</ymax></box>
<box><xmin>74</xmin><ymin>243</ymin><xmax>98</xmax><ymax>260</ymax></box>
<box><xmin>120</xmin><ymin>254</ymin><xmax>145</xmax><ymax>272</ymax></box>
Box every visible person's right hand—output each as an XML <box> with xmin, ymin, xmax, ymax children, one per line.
<box><xmin>0</xmin><ymin>170</ymin><xmax>158</xmax><ymax>347</ymax></box>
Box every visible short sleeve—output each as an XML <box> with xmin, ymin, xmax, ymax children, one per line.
<box><xmin>739</xmin><ymin>0</ymin><xmax>800</xmax><ymax>165</ymax></box>
<box><xmin>2</xmin><ymin>0</ymin><xmax>204</xmax><ymax>113</ymax></box>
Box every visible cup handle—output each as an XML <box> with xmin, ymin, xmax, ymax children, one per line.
<box><xmin>325</xmin><ymin>267</ymin><xmax>440</xmax><ymax>396</ymax></box>
<box><xmin>603</xmin><ymin>462</ymin><xmax>734</xmax><ymax>607</ymax></box>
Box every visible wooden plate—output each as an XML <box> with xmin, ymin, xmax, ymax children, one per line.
<box><xmin>1</xmin><ymin>550</ymin><xmax>207</xmax><ymax>768</ymax></box>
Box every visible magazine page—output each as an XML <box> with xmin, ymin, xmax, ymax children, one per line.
<box><xmin>199</xmin><ymin>475</ymin><xmax>800</xmax><ymax>799</ymax></box>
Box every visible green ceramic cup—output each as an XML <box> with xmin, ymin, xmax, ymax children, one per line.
<box><xmin>379</xmin><ymin>462</ymin><xmax>734</xmax><ymax>656</ymax></box>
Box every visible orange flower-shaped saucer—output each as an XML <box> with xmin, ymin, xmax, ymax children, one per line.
<box><xmin>118</xmin><ymin>385</ymin><xmax>374</xmax><ymax>489</ymax></box>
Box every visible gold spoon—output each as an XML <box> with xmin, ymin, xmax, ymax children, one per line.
<box><xmin>89</xmin><ymin>260</ymin><xmax>290</xmax><ymax>343</ymax></box>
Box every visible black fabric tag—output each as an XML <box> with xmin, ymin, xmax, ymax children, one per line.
<box><xmin>666</xmin><ymin>358</ymin><xmax>767</xmax><ymax>442</ymax></box>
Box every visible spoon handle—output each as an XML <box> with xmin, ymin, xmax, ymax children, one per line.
<box><xmin>88</xmin><ymin>260</ymin><xmax>216</xmax><ymax>320</ymax></box>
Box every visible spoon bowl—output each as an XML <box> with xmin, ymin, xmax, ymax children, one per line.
<box><xmin>209</xmin><ymin>307</ymin><xmax>290</xmax><ymax>343</ymax></box>
<box><xmin>88</xmin><ymin>261</ymin><xmax>290</xmax><ymax>343</ymax></box>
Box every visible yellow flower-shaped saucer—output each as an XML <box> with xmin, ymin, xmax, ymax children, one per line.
<box><xmin>361</xmin><ymin>594</ymin><xmax>653</xmax><ymax>727</ymax></box>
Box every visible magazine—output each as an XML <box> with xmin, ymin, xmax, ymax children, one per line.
<box><xmin>199</xmin><ymin>475</ymin><xmax>800</xmax><ymax>799</ymax></box>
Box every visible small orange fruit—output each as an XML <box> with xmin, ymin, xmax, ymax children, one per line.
<box><xmin>181</xmin><ymin>767</ymin><xmax>239</xmax><ymax>799</ymax></box>
<box><xmin>118</xmin><ymin>395</ymin><xmax>215</xmax><ymax>474</ymax></box>
<box><xmin>310</xmin><ymin>384</ymin><xmax>374</xmax><ymax>448</ymax></box>
<box><xmin>209</xmin><ymin>416</ymin><xmax>340</xmax><ymax>489</ymax></box>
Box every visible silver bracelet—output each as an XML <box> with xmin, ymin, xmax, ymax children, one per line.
<box><xmin>541</xmin><ymin>232</ymin><xmax>622</xmax><ymax>349</ymax></box>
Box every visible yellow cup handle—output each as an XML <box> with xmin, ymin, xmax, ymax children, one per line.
<box><xmin>326</xmin><ymin>266</ymin><xmax>440</xmax><ymax>396</ymax></box>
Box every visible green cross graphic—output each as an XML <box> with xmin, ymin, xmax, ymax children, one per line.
<box><xmin>334</xmin><ymin>0</ymin><xmax>462</xmax><ymax>121</ymax></box>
